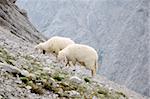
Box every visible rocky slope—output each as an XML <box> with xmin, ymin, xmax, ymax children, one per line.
<box><xmin>0</xmin><ymin>0</ymin><xmax>148</xmax><ymax>99</ymax></box>
<box><xmin>16</xmin><ymin>0</ymin><xmax>150</xmax><ymax>97</ymax></box>
<box><xmin>1</xmin><ymin>0</ymin><xmax>46</xmax><ymax>43</ymax></box>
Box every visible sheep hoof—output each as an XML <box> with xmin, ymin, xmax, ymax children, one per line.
<box><xmin>42</xmin><ymin>50</ymin><xmax>45</xmax><ymax>54</ymax></box>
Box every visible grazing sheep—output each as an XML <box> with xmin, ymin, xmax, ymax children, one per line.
<box><xmin>58</xmin><ymin>44</ymin><xmax>98</xmax><ymax>76</ymax></box>
<box><xmin>34</xmin><ymin>36</ymin><xmax>75</xmax><ymax>56</ymax></box>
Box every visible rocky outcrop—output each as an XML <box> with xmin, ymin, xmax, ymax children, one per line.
<box><xmin>0</xmin><ymin>0</ymin><xmax>45</xmax><ymax>44</ymax></box>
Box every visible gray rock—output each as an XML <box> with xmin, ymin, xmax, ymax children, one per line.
<box><xmin>64</xmin><ymin>90</ymin><xmax>80</xmax><ymax>98</ymax></box>
<box><xmin>92</xmin><ymin>96</ymin><xmax>98</xmax><ymax>99</ymax></box>
<box><xmin>19</xmin><ymin>9</ymin><xmax>28</xmax><ymax>17</ymax></box>
<box><xmin>0</xmin><ymin>0</ymin><xmax>45</xmax><ymax>44</ymax></box>
<box><xmin>26</xmin><ymin>85</ymin><xmax>32</xmax><ymax>90</ymax></box>
<box><xmin>49</xmin><ymin>77</ymin><xmax>55</xmax><ymax>83</ymax></box>
<box><xmin>0</xmin><ymin>95</ymin><xmax>3</xmax><ymax>99</ymax></box>
<box><xmin>20</xmin><ymin>70</ymin><xmax>30</xmax><ymax>77</ymax></box>
<box><xmin>0</xmin><ymin>63</ymin><xmax>21</xmax><ymax>74</ymax></box>
<box><xmin>57</xmin><ymin>88</ymin><xmax>63</xmax><ymax>95</ymax></box>
<box><xmin>43</xmin><ymin>67</ymin><xmax>50</xmax><ymax>71</ymax></box>
<box><xmin>29</xmin><ymin>73</ymin><xmax>36</xmax><ymax>80</ymax></box>
<box><xmin>0</xmin><ymin>63</ymin><xmax>31</xmax><ymax>78</ymax></box>
<box><xmin>52</xmin><ymin>82</ymin><xmax>59</xmax><ymax>88</ymax></box>
<box><xmin>15</xmin><ymin>80</ymin><xmax>22</xmax><ymax>84</ymax></box>
<box><xmin>69</xmin><ymin>76</ymin><xmax>83</xmax><ymax>84</ymax></box>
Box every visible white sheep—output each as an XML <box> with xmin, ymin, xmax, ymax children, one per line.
<box><xmin>57</xmin><ymin>44</ymin><xmax>99</xmax><ymax>76</ymax></box>
<box><xmin>34</xmin><ymin>36</ymin><xmax>75</xmax><ymax>56</ymax></box>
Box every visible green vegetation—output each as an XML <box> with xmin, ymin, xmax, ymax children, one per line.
<box><xmin>18</xmin><ymin>64</ymin><xmax>128</xmax><ymax>98</ymax></box>
<box><xmin>0</xmin><ymin>47</ymin><xmax>16</xmax><ymax>65</ymax></box>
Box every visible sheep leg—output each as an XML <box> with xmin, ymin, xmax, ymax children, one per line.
<box><xmin>42</xmin><ymin>50</ymin><xmax>46</xmax><ymax>54</ymax></box>
<box><xmin>69</xmin><ymin>57</ymin><xmax>76</xmax><ymax>66</ymax></box>
<box><xmin>65</xmin><ymin>61</ymin><xmax>70</xmax><ymax>66</ymax></box>
<box><xmin>65</xmin><ymin>58</ymin><xmax>70</xmax><ymax>66</ymax></box>
<box><xmin>91</xmin><ymin>68</ymin><xmax>96</xmax><ymax>77</ymax></box>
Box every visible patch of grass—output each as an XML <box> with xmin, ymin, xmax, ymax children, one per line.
<box><xmin>53</xmin><ymin>75</ymin><xmax>64</xmax><ymax>81</ymax></box>
<box><xmin>52</xmin><ymin>71</ymin><xmax>67</xmax><ymax>81</ymax></box>
<box><xmin>97</xmin><ymin>89</ymin><xmax>108</xmax><ymax>96</ymax></box>
<box><xmin>22</xmin><ymin>55</ymin><xmax>34</xmax><ymax>61</ymax></box>
<box><xmin>116</xmin><ymin>91</ymin><xmax>127</xmax><ymax>98</ymax></box>
<box><xmin>20</xmin><ymin>77</ymin><xmax>29</xmax><ymax>83</ymax></box>
<box><xmin>0</xmin><ymin>47</ymin><xmax>15</xmax><ymax>65</ymax></box>
<box><xmin>43</xmin><ymin>81</ymin><xmax>52</xmax><ymax>90</ymax></box>
<box><xmin>30</xmin><ymin>83</ymin><xmax>44</xmax><ymax>95</ymax></box>
<box><xmin>5</xmin><ymin>59</ymin><xmax>14</xmax><ymax>66</ymax></box>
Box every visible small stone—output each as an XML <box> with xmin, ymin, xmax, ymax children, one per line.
<box><xmin>36</xmin><ymin>83</ymin><xmax>42</xmax><ymax>86</ymax></box>
<box><xmin>58</xmin><ymin>88</ymin><xmax>63</xmax><ymax>94</ymax></box>
<box><xmin>15</xmin><ymin>80</ymin><xmax>22</xmax><ymax>84</ymax></box>
<box><xmin>21</xmin><ymin>70</ymin><xmax>30</xmax><ymax>77</ymax></box>
<box><xmin>43</xmin><ymin>67</ymin><xmax>51</xmax><ymax>72</ymax></box>
<box><xmin>26</xmin><ymin>85</ymin><xmax>32</xmax><ymax>90</ymax></box>
<box><xmin>0</xmin><ymin>95</ymin><xmax>3</xmax><ymax>99</ymax></box>
<box><xmin>108</xmin><ymin>87</ymin><xmax>113</xmax><ymax>91</ymax></box>
<box><xmin>49</xmin><ymin>77</ymin><xmax>55</xmax><ymax>83</ymax></box>
<box><xmin>29</xmin><ymin>73</ymin><xmax>36</xmax><ymax>80</ymax></box>
<box><xmin>42</xmin><ymin>79</ymin><xmax>47</xmax><ymax>83</ymax></box>
<box><xmin>35</xmin><ymin>80</ymin><xmax>43</xmax><ymax>83</ymax></box>
<box><xmin>52</xmin><ymin>82</ymin><xmax>59</xmax><ymax>88</ymax></box>
<box><xmin>92</xmin><ymin>96</ymin><xmax>98</xmax><ymax>99</ymax></box>
<box><xmin>65</xmin><ymin>90</ymin><xmax>80</xmax><ymax>98</ymax></box>
<box><xmin>70</xmin><ymin>76</ymin><xmax>83</xmax><ymax>84</ymax></box>
<box><xmin>43</xmin><ymin>67</ymin><xmax>53</xmax><ymax>76</ymax></box>
<box><xmin>70</xmin><ymin>90</ymin><xmax>80</xmax><ymax>97</ymax></box>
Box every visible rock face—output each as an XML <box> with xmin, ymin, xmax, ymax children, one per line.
<box><xmin>0</xmin><ymin>0</ymin><xmax>45</xmax><ymax>44</ymax></box>
<box><xmin>17</xmin><ymin>0</ymin><xmax>150</xmax><ymax>96</ymax></box>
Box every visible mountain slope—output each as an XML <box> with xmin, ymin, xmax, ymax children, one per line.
<box><xmin>0</xmin><ymin>0</ymin><xmax>148</xmax><ymax>99</ymax></box>
<box><xmin>17</xmin><ymin>0</ymin><xmax>150</xmax><ymax>96</ymax></box>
